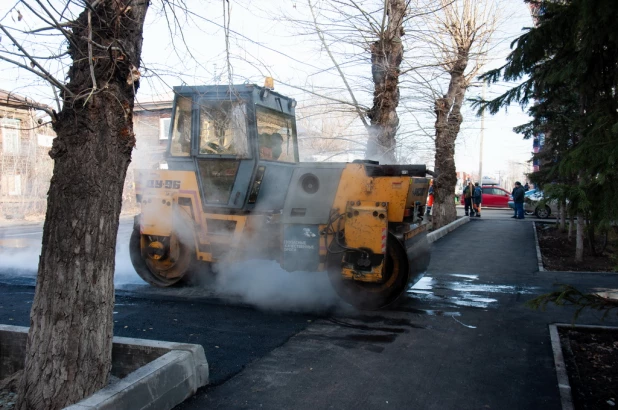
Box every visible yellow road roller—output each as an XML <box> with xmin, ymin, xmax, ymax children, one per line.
<box><xmin>130</xmin><ymin>83</ymin><xmax>433</xmax><ymax>309</ymax></box>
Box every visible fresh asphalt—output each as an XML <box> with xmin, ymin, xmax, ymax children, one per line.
<box><xmin>0</xmin><ymin>209</ymin><xmax>616</xmax><ymax>409</ymax></box>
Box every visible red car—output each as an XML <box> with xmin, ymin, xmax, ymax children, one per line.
<box><xmin>460</xmin><ymin>185</ymin><xmax>511</xmax><ymax>208</ymax></box>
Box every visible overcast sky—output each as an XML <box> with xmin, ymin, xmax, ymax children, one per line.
<box><xmin>0</xmin><ymin>0</ymin><xmax>533</xmax><ymax>178</ymax></box>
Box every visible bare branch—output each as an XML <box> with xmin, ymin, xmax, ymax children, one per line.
<box><xmin>308</xmin><ymin>0</ymin><xmax>369</xmax><ymax>129</ymax></box>
<box><xmin>0</xmin><ymin>52</ymin><xmax>71</xmax><ymax>96</ymax></box>
<box><xmin>86</xmin><ymin>10</ymin><xmax>97</xmax><ymax>97</ymax></box>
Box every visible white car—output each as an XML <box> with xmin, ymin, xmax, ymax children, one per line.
<box><xmin>524</xmin><ymin>191</ymin><xmax>559</xmax><ymax>219</ymax></box>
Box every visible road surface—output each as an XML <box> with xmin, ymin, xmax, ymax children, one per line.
<box><xmin>1</xmin><ymin>209</ymin><xmax>605</xmax><ymax>410</ymax></box>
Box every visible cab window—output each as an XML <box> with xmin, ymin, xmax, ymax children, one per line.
<box><xmin>170</xmin><ymin>96</ymin><xmax>192</xmax><ymax>156</ymax></box>
<box><xmin>256</xmin><ymin>106</ymin><xmax>297</xmax><ymax>162</ymax></box>
<box><xmin>198</xmin><ymin>100</ymin><xmax>250</xmax><ymax>157</ymax></box>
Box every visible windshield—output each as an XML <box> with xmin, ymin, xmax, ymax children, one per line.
<box><xmin>256</xmin><ymin>106</ymin><xmax>297</xmax><ymax>162</ymax></box>
<box><xmin>198</xmin><ymin>100</ymin><xmax>249</xmax><ymax>157</ymax></box>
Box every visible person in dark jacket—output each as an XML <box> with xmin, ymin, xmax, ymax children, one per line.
<box><xmin>463</xmin><ymin>181</ymin><xmax>474</xmax><ymax>216</ymax></box>
<box><xmin>524</xmin><ymin>182</ymin><xmax>530</xmax><ymax>192</ymax></box>
<box><xmin>512</xmin><ymin>181</ymin><xmax>526</xmax><ymax>219</ymax></box>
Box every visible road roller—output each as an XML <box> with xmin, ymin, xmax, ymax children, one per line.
<box><xmin>130</xmin><ymin>82</ymin><xmax>433</xmax><ymax>309</ymax></box>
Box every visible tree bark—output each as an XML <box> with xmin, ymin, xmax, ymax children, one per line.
<box><xmin>558</xmin><ymin>200</ymin><xmax>566</xmax><ymax>231</ymax></box>
<box><xmin>17</xmin><ymin>2</ymin><xmax>149</xmax><ymax>409</ymax></box>
<box><xmin>432</xmin><ymin>59</ymin><xmax>468</xmax><ymax>229</ymax></box>
<box><xmin>365</xmin><ymin>0</ymin><xmax>406</xmax><ymax>164</ymax></box>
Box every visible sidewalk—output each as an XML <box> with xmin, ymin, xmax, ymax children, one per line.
<box><xmin>178</xmin><ymin>218</ymin><xmax>618</xmax><ymax>410</ymax></box>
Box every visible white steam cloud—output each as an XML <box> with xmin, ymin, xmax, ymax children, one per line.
<box><xmin>207</xmin><ymin>259</ymin><xmax>348</xmax><ymax>313</ymax></box>
<box><xmin>0</xmin><ymin>246</ymin><xmax>40</xmax><ymax>273</ymax></box>
<box><xmin>0</xmin><ymin>231</ymin><xmax>146</xmax><ymax>286</ymax></box>
<box><xmin>113</xmin><ymin>233</ymin><xmax>147</xmax><ymax>286</ymax></box>
<box><xmin>0</xmin><ymin>227</ymin><xmax>348</xmax><ymax>314</ymax></box>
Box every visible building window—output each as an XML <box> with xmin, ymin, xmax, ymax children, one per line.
<box><xmin>159</xmin><ymin>117</ymin><xmax>171</xmax><ymax>140</ymax></box>
<box><xmin>1</xmin><ymin>174</ymin><xmax>21</xmax><ymax>196</ymax></box>
<box><xmin>1</xmin><ymin>118</ymin><xmax>20</xmax><ymax>154</ymax></box>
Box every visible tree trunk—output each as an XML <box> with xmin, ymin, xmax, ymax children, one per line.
<box><xmin>575</xmin><ymin>212</ymin><xmax>584</xmax><ymax>262</ymax></box>
<box><xmin>365</xmin><ymin>0</ymin><xmax>405</xmax><ymax>164</ymax></box>
<box><xmin>432</xmin><ymin>60</ymin><xmax>468</xmax><ymax>229</ymax></box>
<box><xmin>17</xmin><ymin>2</ymin><xmax>149</xmax><ymax>409</ymax></box>
<box><xmin>568</xmin><ymin>213</ymin><xmax>574</xmax><ymax>241</ymax></box>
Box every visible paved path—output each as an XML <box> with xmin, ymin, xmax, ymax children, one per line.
<box><xmin>179</xmin><ymin>218</ymin><xmax>618</xmax><ymax>410</ymax></box>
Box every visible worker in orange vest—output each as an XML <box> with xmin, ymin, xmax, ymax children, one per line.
<box><xmin>426</xmin><ymin>179</ymin><xmax>434</xmax><ymax>216</ymax></box>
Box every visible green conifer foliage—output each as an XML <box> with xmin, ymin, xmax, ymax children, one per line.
<box><xmin>474</xmin><ymin>0</ymin><xmax>618</xmax><ymax>256</ymax></box>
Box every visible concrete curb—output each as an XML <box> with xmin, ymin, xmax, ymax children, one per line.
<box><xmin>548</xmin><ymin>324</ymin><xmax>574</xmax><ymax>410</ymax></box>
<box><xmin>0</xmin><ymin>325</ymin><xmax>208</xmax><ymax>410</ymax></box>
<box><xmin>549</xmin><ymin>324</ymin><xmax>618</xmax><ymax>410</ymax></box>
<box><xmin>532</xmin><ymin>222</ymin><xmax>545</xmax><ymax>272</ymax></box>
<box><xmin>66</xmin><ymin>337</ymin><xmax>209</xmax><ymax>410</ymax></box>
<box><xmin>427</xmin><ymin>216</ymin><xmax>470</xmax><ymax>244</ymax></box>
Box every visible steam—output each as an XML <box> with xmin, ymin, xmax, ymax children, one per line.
<box><xmin>113</xmin><ymin>233</ymin><xmax>147</xmax><ymax>286</ymax></box>
<box><xmin>0</xmin><ymin>222</ymin><xmax>349</xmax><ymax>314</ymax></box>
<box><xmin>205</xmin><ymin>259</ymin><xmax>348</xmax><ymax>313</ymax></box>
<box><xmin>0</xmin><ymin>245</ymin><xmax>39</xmax><ymax>275</ymax></box>
<box><xmin>0</xmin><ymin>231</ymin><xmax>146</xmax><ymax>286</ymax></box>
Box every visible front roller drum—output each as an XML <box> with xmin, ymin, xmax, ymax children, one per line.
<box><xmin>129</xmin><ymin>224</ymin><xmax>194</xmax><ymax>287</ymax></box>
<box><xmin>327</xmin><ymin>232</ymin><xmax>429</xmax><ymax>310</ymax></box>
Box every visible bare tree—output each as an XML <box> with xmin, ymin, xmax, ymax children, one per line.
<box><xmin>425</xmin><ymin>0</ymin><xmax>498</xmax><ymax>229</ymax></box>
<box><xmin>1</xmin><ymin>0</ymin><xmax>150</xmax><ymax>407</ymax></box>
<box><xmin>279</xmin><ymin>0</ymin><xmax>437</xmax><ymax>164</ymax></box>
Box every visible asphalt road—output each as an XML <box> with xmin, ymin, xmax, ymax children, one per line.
<box><xmin>0</xmin><ymin>209</ymin><xmax>612</xmax><ymax>410</ymax></box>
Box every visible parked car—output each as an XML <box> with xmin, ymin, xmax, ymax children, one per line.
<box><xmin>524</xmin><ymin>191</ymin><xmax>559</xmax><ymax>219</ymax></box>
<box><xmin>508</xmin><ymin>189</ymin><xmax>538</xmax><ymax>210</ymax></box>
<box><xmin>459</xmin><ymin>185</ymin><xmax>511</xmax><ymax>208</ymax></box>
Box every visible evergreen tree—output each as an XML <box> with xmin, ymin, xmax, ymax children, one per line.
<box><xmin>474</xmin><ymin>0</ymin><xmax>618</xmax><ymax>261</ymax></box>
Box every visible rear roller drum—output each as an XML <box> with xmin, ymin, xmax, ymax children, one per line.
<box><xmin>327</xmin><ymin>233</ymin><xmax>411</xmax><ymax>310</ymax></box>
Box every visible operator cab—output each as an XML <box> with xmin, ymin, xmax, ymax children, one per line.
<box><xmin>165</xmin><ymin>82</ymin><xmax>299</xmax><ymax>211</ymax></box>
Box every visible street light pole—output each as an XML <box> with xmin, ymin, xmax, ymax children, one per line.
<box><xmin>478</xmin><ymin>83</ymin><xmax>485</xmax><ymax>185</ymax></box>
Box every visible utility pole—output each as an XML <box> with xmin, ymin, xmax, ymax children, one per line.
<box><xmin>478</xmin><ymin>83</ymin><xmax>485</xmax><ymax>185</ymax></box>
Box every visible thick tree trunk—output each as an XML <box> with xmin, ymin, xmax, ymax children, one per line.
<box><xmin>17</xmin><ymin>2</ymin><xmax>149</xmax><ymax>409</ymax></box>
<box><xmin>365</xmin><ymin>0</ymin><xmax>405</xmax><ymax>163</ymax></box>
<box><xmin>432</xmin><ymin>95</ymin><xmax>458</xmax><ymax>228</ymax></box>
<box><xmin>432</xmin><ymin>60</ymin><xmax>468</xmax><ymax>229</ymax></box>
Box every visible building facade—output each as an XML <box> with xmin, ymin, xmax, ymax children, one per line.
<box><xmin>0</xmin><ymin>91</ymin><xmax>54</xmax><ymax>219</ymax></box>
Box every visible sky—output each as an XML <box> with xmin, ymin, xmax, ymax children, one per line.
<box><xmin>0</xmin><ymin>0</ymin><xmax>534</xmax><ymax>180</ymax></box>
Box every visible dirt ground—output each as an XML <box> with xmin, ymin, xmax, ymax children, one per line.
<box><xmin>536</xmin><ymin>223</ymin><xmax>617</xmax><ymax>272</ymax></box>
<box><xmin>540</xmin><ymin>224</ymin><xmax>618</xmax><ymax>409</ymax></box>
<box><xmin>559</xmin><ymin>327</ymin><xmax>618</xmax><ymax>410</ymax></box>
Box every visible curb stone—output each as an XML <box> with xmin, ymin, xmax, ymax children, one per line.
<box><xmin>0</xmin><ymin>325</ymin><xmax>208</xmax><ymax>410</ymax></box>
<box><xmin>548</xmin><ymin>324</ymin><xmax>574</xmax><ymax>410</ymax></box>
<box><xmin>427</xmin><ymin>216</ymin><xmax>470</xmax><ymax>243</ymax></box>
<box><xmin>66</xmin><ymin>336</ymin><xmax>209</xmax><ymax>410</ymax></box>
<box><xmin>532</xmin><ymin>222</ymin><xmax>545</xmax><ymax>272</ymax></box>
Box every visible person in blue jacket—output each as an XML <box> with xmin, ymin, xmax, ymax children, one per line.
<box><xmin>472</xmin><ymin>182</ymin><xmax>482</xmax><ymax>217</ymax></box>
